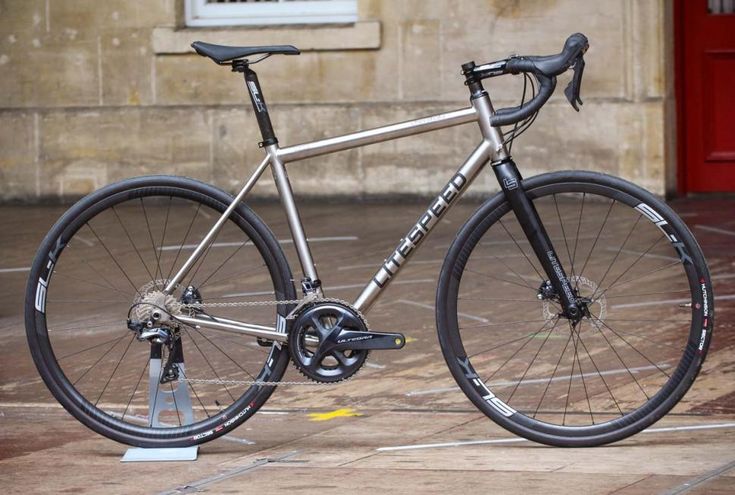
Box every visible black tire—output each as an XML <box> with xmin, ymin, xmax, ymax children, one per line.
<box><xmin>25</xmin><ymin>176</ymin><xmax>296</xmax><ymax>447</ymax></box>
<box><xmin>436</xmin><ymin>171</ymin><xmax>713</xmax><ymax>447</ymax></box>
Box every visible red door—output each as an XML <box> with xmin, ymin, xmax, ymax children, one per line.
<box><xmin>677</xmin><ymin>0</ymin><xmax>735</xmax><ymax>193</ymax></box>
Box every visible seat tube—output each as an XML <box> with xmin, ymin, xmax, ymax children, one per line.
<box><xmin>264</xmin><ymin>144</ymin><xmax>322</xmax><ymax>292</ymax></box>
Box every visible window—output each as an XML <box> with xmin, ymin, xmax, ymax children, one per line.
<box><xmin>185</xmin><ymin>0</ymin><xmax>358</xmax><ymax>27</ymax></box>
<box><xmin>708</xmin><ymin>0</ymin><xmax>735</xmax><ymax>14</ymax></box>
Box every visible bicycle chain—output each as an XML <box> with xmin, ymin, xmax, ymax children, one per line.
<box><xmin>179</xmin><ymin>296</ymin><xmax>371</xmax><ymax>387</ymax></box>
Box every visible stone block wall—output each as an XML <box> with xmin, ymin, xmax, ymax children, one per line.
<box><xmin>0</xmin><ymin>0</ymin><xmax>674</xmax><ymax>201</ymax></box>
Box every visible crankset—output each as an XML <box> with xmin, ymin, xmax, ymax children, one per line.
<box><xmin>289</xmin><ymin>301</ymin><xmax>405</xmax><ymax>383</ymax></box>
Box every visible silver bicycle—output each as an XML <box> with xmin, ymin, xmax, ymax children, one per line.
<box><xmin>26</xmin><ymin>33</ymin><xmax>714</xmax><ymax>447</ymax></box>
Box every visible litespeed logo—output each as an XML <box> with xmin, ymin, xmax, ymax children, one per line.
<box><xmin>372</xmin><ymin>173</ymin><xmax>467</xmax><ymax>288</ymax></box>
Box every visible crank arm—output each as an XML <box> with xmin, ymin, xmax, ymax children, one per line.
<box><xmin>331</xmin><ymin>330</ymin><xmax>406</xmax><ymax>351</ymax></box>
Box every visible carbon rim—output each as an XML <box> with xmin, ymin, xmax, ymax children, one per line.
<box><xmin>438</xmin><ymin>173</ymin><xmax>711</xmax><ymax>443</ymax></box>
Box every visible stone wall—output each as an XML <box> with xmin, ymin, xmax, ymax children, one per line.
<box><xmin>0</xmin><ymin>0</ymin><xmax>673</xmax><ymax>201</ymax></box>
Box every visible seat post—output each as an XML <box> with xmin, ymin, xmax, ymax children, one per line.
<box><xmin>233</xmin><ymin>61</ymin><xmax>278</xmax><ymax>147</ymax></box>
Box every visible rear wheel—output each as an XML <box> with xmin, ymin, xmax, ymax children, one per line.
<box><xmin>25</xmin><ymin>176</ymin><xmax>296</xmax><ymax>447</ymax></box>
<box><xmin>437</xmin><ymin>171</ymin><xmax>713</xmax><ymax>446</ymax></box>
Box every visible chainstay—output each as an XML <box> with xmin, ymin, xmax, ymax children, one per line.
<box><xmin>180</xmin><ymin>377</ymin><xmax>328</xmax><ymax>387</ymax></box>
<box><xmin>182</xmin><ymin>298</ymin><xmax>305</xmax><ymax>308</ymax></box>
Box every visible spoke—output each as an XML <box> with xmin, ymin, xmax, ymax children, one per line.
<box><xmin>573</xmin><ymin>321</ymin><xmax>595</xmax><ymax>424</ymax></box>
<box><xmin>474</xmin><ymin>318</ymin><xmax>558</xmax><ymax>379</ymax></box>
<box><xmin>464</xmin><ymin>329</ymin><xmax>553</xmax><ymax>357</ymax></box>
<box><xmin>506</xmin><ymin>317</ymin><xmax>560</xmax><ymax>403</ymax></box>
<box><xmin>592</xmin><ymin>214</ymin><xmax>643</xmax><ymax>295</ymax></box>
<box><xmin>78</xmin><ymin>255</ymin><xmax>130</xmax><ymax>299</ymax></box>
<box><xmin>590</xmin><ymin>324</ymin><xmax>684</xmax><ymax>350</ymax></box>
<box><xmin>197</xmin><ymin>235</ymin><xmax>255</xmax><ymax>289</ymax></box>
<box><xmin>552</xmin><ymin>194</ymin><xmax>576</xmax><ymax>281</ymax></box>
<box><xmin>461</xmin><ymin>318</ymin><xmax>550</xmax><ymax>330</ymax></box>
<box><xmin>85</xmin><ymin>222</ymin><xmax>142</xmax><ymax>298</ymax></box>
<box><xmin>562</xmin><ymin>321</ymin><xmax>578</xmax><ymax>426</ymax></box>
<box><xmin>533</xmin><ymin>329</ymin><xmax>574</xmax><ymax>419</ymax></box>
<box><xmin>498</xmin><ymin>219</ymin><xmax>545</xmax><ymax>281</ymax></box>
<box><xmin>139</xmin><ymin>198</ymin><xmax>164</xmax><ymax>287</ymax></box>
<box><xmin>572</xmin><ymin>322</ymin><xmax>595</xmax><ymax>424</ymax></box>
<box><xmin>200</xmin><ymin>262</ymin><xmax>268</xmax><ymax>290</ymax></box>
<box><xmin>165</xmin><ymin>203</ymin><xmax>202</xmax><ymax>283</ymax></box>
<box><xmin>570</xmin><ymin>192</ymin><xmax>586</xmax><ymax>287</ymax></box>
<box><xmin>587</xmin><ymin>318</ymin><xmax>650</xmax><ymax>400</ymax></box>
<box><xmin>195</xmin><ymin>328</ymin><xmax>258</xmax><ymax>381</ymax></box>
<box><xmin>576</xmin><ymin>199</ymin><xmax>616</xmax><ymax>287</ymax></box>
<box><xmin>182</xmin><ymin>327</ymin><xmax>236</xmax><ymax>402</ymax></box>
<box><xmin>179</xmin><ymin>367</ymin><xmax>211</xmax><ymax>418</ymax></box>
<box><xmin>458</xmin><ymin>297</ymin><xmax>541</xmax><ymax>303</ymax></box>
<box><xmin>185</xmin><ymin>238</ymin><xmax>219</xmax><ymax>288</ymax></box>
<box><xmin>148</xmin><ymin>347</ymin><xmax>166</xmax><ymax>427</ymax></box>
<box><xmin>604</xmin><ymin>289</ymin><xmax>691</xmax><ymax>299</ymax></box>
<box><xmin>50</xmin><ymin>299</ymin><xmax>128</xmax><ymax>304</ymax></box>
<box><xmin>463</xmin><ymin>267</ymin><xmax>538</xmax><ymax>292</ymax></box>
<box><xmin>169</xmin><ymin>381</ymin><xmax>182</xmax><ymax>426</ymax></box>
<box><xmin>95</xmin><ymin>335</ymin><xmax>136</xmax><ymax>406</ymax></box>
<box><xmin>72</xmin><ymin>332</ymin><xmax>128</xmax><ymax>386</ymax></box>
<box><xmin>111</xmin><ymin>206</ymin><xmax>156</xmax><ymax>283</ymax></box>
<box><xmin>604</xmin><ymin>318</ymin><xmax>690</xmax><ymax>323</ymax></box>
<box><xmin>591</xmin><ymin>237</ymin><xmax>670</xmax><ymax>301</ymax></box>
<box><xmin>122</xmin><ymin>357</ymin><xmax>149</xmax><ymax>422</ymax></box>
<box><xmin>471</xmin><ymin>246</ymin><xmax>537</xmax><ymax>291</ymax></box>
<box><xmin>58</xmin><ymin>335</ymin><xmax>127</xmax><ymax>361</ymax></box>
<box><xmin>52</xmin><ymin>270</ymin><xmax>132</xmax><ymax>300</ymax></box>
<box><xmin>589</xmin><ymin>316</ymin><xmax>671</xmax><ymax>378</ymax></box>
<box><xmin>157</xmin><ymin>197</ymin><xmax>173</xmax><ymax>280</ymax></box>
<box><xmin>576</xmin><ymin>331</ymin><xmax>624</xmax><ymax>416</ymax></box>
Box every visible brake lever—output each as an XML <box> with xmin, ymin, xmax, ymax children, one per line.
<box><xmin>564</xmin><ymin>57</ymin><xmax>585</xmax><ymax>111</ymax></box>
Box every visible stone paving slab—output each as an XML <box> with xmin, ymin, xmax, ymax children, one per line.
<box><xmin>1</xmin><ymin>200</ymin><xmax>734</xmax><ymax>493</ymax></box>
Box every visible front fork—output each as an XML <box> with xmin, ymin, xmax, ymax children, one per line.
<box><xmin>493</xmin><ymin>158</ymin><xmax>581</xmax><ymax>320</ymax></box>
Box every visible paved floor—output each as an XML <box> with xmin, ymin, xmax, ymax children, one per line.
<box><xmin>1</xmin><ymin>196</ymin><xmax>734</xmax><ymax>494</ymax></box>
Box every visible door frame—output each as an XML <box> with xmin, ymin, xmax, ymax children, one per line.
<box><xmin>673</xmin><ymin>0</ymin><xmax>687</xmax><ymax>196</ymax></box>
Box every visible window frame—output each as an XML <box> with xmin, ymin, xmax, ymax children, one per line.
<box><xmin>185</xmin><ymin>0</ymin><xmax>359</xmax><ymax>27</ymax></box>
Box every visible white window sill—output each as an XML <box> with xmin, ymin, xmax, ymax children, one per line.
<box><xmin>152</xmin><ymin>20</ymin><xmax>381</xmax><ymax>54</ymax></box>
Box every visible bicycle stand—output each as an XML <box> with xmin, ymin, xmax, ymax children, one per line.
<box><xmin>121</xmin><ymin>358</ymin><xmax>198</xmax><ymax>462</ymax></box>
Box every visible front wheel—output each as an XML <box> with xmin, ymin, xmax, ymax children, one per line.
<box><xmin>25</xmin><ymin>176</ymin><xmax>296</xmax><ymax>447</ymax></box>
<box><xmin>436</xmin><ymin>171</ymin><xmax>713</xmax><ymax>447</ymax></box>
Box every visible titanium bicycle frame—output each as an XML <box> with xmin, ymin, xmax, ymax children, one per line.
<box><xmin>165</xmin><ymin>67</ymin><xmax>580</xmax><ymax>342</ymax></box>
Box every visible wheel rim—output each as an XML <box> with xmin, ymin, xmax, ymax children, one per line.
<box><xmin>447</xmin><ymin>179</ymin><xmax>706</xmax><ymax>435</ymax></box>
<box><xmin>30</xmin><ymin>183</ymin><xmax>291</xmax><ymax>441</ymax></box>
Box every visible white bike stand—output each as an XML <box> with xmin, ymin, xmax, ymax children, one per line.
<box><xmin>121</xmin><ymin>358</ymin><xmax>199</xmax><ymax>462</ymax></box>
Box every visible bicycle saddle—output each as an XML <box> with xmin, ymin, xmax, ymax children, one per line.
<box><xmin>191</xmin><ymin>41</ymin><xmax>300</xmax><ymax>64</ymax></box>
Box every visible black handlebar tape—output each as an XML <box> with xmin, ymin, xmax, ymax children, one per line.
<box><xmin>506</xmin><ymin>33</ymin><xmax>589</xmax><ymax>78</ymax></box>
<box><xmin>490</xmin><ymin>74</ymin><xmax>556</xmax><ymax>127</ymax></box>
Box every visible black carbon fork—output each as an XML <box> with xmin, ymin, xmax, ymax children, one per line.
<box><xmin>492</xmin><ymin>158</ymin><xmax>581</xmax><ymax>320</ymax></box>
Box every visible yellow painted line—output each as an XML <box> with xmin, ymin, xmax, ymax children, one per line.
<box><xmin>307</xmin><ymin>408</ymin><xmax>363</xmax><ymax>421</ymax></box>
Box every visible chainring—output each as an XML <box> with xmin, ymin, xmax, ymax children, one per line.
<box><xmin>288</xmin><ymin>300</ymin><xmax>369</xmax><ymax>383</ymax></box>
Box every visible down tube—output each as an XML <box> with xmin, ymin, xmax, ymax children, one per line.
<box><xmin>353</xmin><ymin>140</ymin><xmax>493</xmax><ymax>313</ymax></box>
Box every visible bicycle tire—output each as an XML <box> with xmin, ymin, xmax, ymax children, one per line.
<box><xmin>436</xmin><ymin>170</ymin><xmax>713</xmax><ymax>447</ymax></box>
<box><xmin>25</xmin><ymin>175</ymin><xmax>296</xmax><ymax>448</ymax></box>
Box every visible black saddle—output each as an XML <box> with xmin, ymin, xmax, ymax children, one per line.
<box><xmin>191</xmin><ymin>41</ymin><xmax>300</xmax><ymax>64</ymax></box>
